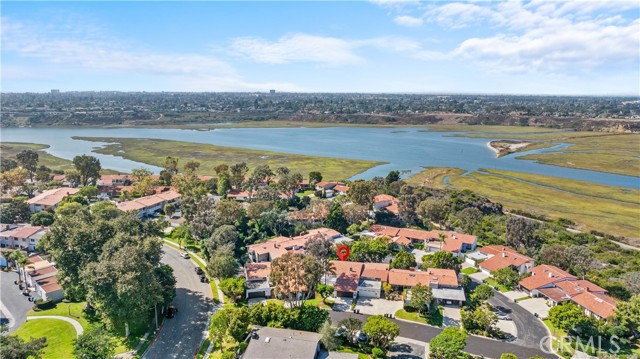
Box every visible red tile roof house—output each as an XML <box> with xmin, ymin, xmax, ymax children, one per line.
<box><xmin>97</xmin><ymin>174</ymin><xmax>131</xmax><ymax>187</ymax></box>
<box><xmin>373</xmin><ymin>195</ymin><xmax>400</xmax><ymax>215</ymax></box>
<box><xmin>26</xmin><ymin>187</ymin><xmax>80</xmax><ymax>213</ymax></box>
<box><xmin>245</xmin><ymin>262</ymin><xmax>274</xmax><ymax>299</ymax></box>
<box><xmin>389</xmin><ymin>268</ymin><xmax>466</xmax><ymax>306</ymax></box>
<box><xmin>520</xmin><ymin>265</ymin><xmax>617</xmax><ymax>320</ymax></box>
<box><xmin>314</xmin><ymin>182</ymin><xmax>347</xmax><ymax>198</ymax></box>
<box><xmin>116</xmin><ymin>190</ymin><xmax>181</xmax><ymax>218</ymax></box>
<box><xmin>247</xmin><ymin>228</ymin><xmax>348</xmax><ymax>262</ymax></box>
<box><xmin>326</xmin><ymin>261</ymin><xmax>389</xmax><ymax>298</ymax></box>
<box><xmin>21</xmin><ymin>256</ymin><xmax>64</xmax><ymax>303</ymax></box>
<box><xmin>477</xmin><ymin>246</ymin><xmax>535</xmax><ymax>275</ymax></box>
<box><xmin>369</xmin><ymin>225</ymin><xmax>477</xmax><ymax>257</ymax></box>
<box><xmin>0</xmin><ymin>225</ymin><xmax>48</xmax><ymax>252</ymax></box>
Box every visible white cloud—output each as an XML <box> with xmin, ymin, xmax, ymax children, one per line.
<box><xmin>1</xmin><ymin>16</ymin><xmax>303</xmax><ymax>91</ymax></box>
<box><xmin>230</xmin><ymin>34</ymin><xmax>362</xmax><ymax>65</ymax></box>
<box><xmin>393</xmin><ymin>15</ymin><xmax>424</xmax><ymax>27</ymax></box>
<box><xmin>424</xmin><ymin>3</ymin><xmax>497</xmax><ymax>29</ymax></box>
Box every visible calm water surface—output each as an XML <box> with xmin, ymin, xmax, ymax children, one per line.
<box><xmin>2</xmin><ymin>127</ymin><xmax>638</xmax><ymax>189</ymax></box>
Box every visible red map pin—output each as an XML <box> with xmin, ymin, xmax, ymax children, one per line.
<box><xmin>337</xmin><ymin>245</ymin><xmax>350</xmax><ymax>261</ymax></box>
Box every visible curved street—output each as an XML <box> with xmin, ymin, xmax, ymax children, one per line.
<box><xmin>488</xmin><ymin>291</ymin><xmax>549</xmax><ymax>349</ymax></box>
<box><xmin>142</xmin><ymin>245</ymin><xmax>213</xmax><ymax>359</ymax></box>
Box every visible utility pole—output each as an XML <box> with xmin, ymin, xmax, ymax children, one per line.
<box><xmin>155</xmin><ymin>304</ymin><xmax>158</xmax><ymax>330</ymax></box>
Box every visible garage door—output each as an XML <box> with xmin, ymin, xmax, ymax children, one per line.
<box><xmin>357</xmin><ymin>288</ymin><xmax>380</xmax><ymax>298</ymax></box>
<box><xmin>247</xmin><ymin>291</ymin><xmax>266</xmax><ymax>299</ymax></box>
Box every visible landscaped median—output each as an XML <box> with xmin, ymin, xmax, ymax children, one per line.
<box><xmin>395</xmin><ymin>307</ymin><xmax>444</xmax><ymax>327</ymax></box>
<box><xmin>14</xmin><ymin>318</ymin><xmax>76</xmax><ymax>359</ymax></box>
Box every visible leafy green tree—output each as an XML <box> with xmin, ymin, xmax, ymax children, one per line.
<box><xmin>317</xmin><ymin>284</ymin><xmax>334</xmax><ymax>302</ymax></box>
<box><xmin>30</xmin><ymin>211</ymin><xmax>55</xmax><ymax>226</ymax></box>
<box><xmin>207</xmin><ymin>247</ymin><xmax>237</xmax><ymax>279</ymax></box>
<box><xmin>347</xmin><ymin>180</ymin><xmax>377</xmax><ymax>206</ymax></box>
<box><xmin>565</xmin><ymin>245</ymin><xmax>596</xmax><ymax>280</ymax></box>
<box><xmin>326</xmin><ymin>201</ymin><xmax>348</xmax><ymax>234</ymax></box>
<box><xmin>548</xmin><ymin>302</ymin><xmax>588</xmax><ymax>332</ymax></box>
<box><xmin>410</xmin><ymin>283</ymin><xmax>433</xmax><ymax>315</ymax></box>
<box><xmin>417</xmin><ymin>197</ymin><xmax>449</xmax><ymax>226</ymax></box>
<box><xmin>385</xmin><ymin>170</ymin><xmax>400</xmax><ymax>185</ymax></box>
<box><xmin>612</xmin><ymin>294</ymin><xmax>640</xmax><ymax>339</ymax></box>
<box><xmin>130</xmin><ymin>168</ymin><xmax>152</xmax><ymax>182</ymax></box>
<box><xmin>0</xmin><ymin>328</ymin><xmax>47</xmax><ymax>359</ymax></box>
<box><xmin>1</xmin><ymin>157</ymin><xmax>18</xmax><ymax>172</ymax></box>
<box><xmin>453</xmin><ymin>207</ymin><xmax>483</xmax><ymax>233</ymax></box>
<box><xmin>78</xmin><ymin>186</ymin><xmax>98</xmax><ymax>201</ymax></box>
<box><xmin>73</xmin><ymin>155</ymin><xmax>102</xmax><ymax>186</ymax></box>
<box><xmin>505</xmin><ymin>217</ymin><xmax>542</xmax><ymax>255</ymax></box>
<box><xmin>289</xmin><ymin>305</ymin><xmax>329</xmax><ymax>332</ymax></box>
<box><xmin>350</xmin><ymin>237</ymin><xmax>390</xmax><ymax>263</ymax></box>
<box><xmin>210</xmin><ymin>308</ymin><xmax>231</xmax><ymax>352</ymax></box>
<box><xmin>362</xmin><ymin>315</ymin><xmax>400</xmax><ymax>349</ymax></box>
<box><xmin>421</xmin><ymin>251</ymin><xmax>461</xmax><ymax>272</ymax></box>
<box><xmin>163</xmin><ymin>156</ymin><xmax>179</xmax><ymax>175</ymax></box>
<box><xmin>539</xmin><ymin>244</ymin><xmax>569</xmax><ymax>269</ymax></box>
<box><xmin>390</xmin><ymin>250</ymin><xmax>417</xmax><ymax>269</ymax></box>
<box><xmin>204</xmin><ymin>225</ymin><xmax>239</xmax><ymax>259</ymax></box>
<box><xmin>90</xmin><ymin>201</ymin><xmax>121</xmax><ymax>220</ymax></box>
<box><xmin>62</xmin><ymin>194</ymin><xmax>89</xmax><ymax>206</ymax></box>
<box><xmin>164</xmin><ymin>203</ymin><xmax>176</xmax><ymax>217</ymax></box>
<box><xmin>229</xmin><ymin>162</ymin><xmax>249</xmax><ymax>189</ymax></box>
<box><xmin>73</xmin><ymin>326</ymin><xmax>116</xmax><ymax>359</ymax></box>
<box><xmin>16</xmin><ymin>149</ymin><xmax>39</xmax><ymax>181</ymax></box>
<box><xmin>471</xmin><ymin>284</ymin><xmax>493</xmax><ymax>304</ymax></box>
<box><xmin>500</xmin><ymin>354</ymin><xmax>518</xmax><ymax>359</ymax></box>
<box><xmin>2</xmin><ymin>198</ymin><xmax>31</xmax><ymax>223</ymax></box>
<box><xmin>271</xmin><ymin>252</ymin><xmax>323</xmax><ymax>308</ymax></box>
<box><xmin>308</xmin><ymin>171</ymin><xmax>322</xmax><ymax>185</ymax></box>
<box><xmin>320</xmin><ymin>320</ymin><xmax>339</xmax><ymax>350</ymax></box>
<box><xmin>219</xmin><ymin>277</ymin><xmax>246</xmax><ymax>303</ymax></box>
<box><xmin>461</xmin><ymin>305</ymin><xmax>498</xmax><ymax>336</ymax></box>
<box><xmin>620</xmin><ymin>272</ymin><xmax>640</xmax><ymax>295</ymax></box>
<box><xmin>429</xmin><ymin>327</ymin><xmax>467</xmax><ymax>359</ymax></box>
<box><xmin>339</xmin><ymin>317</ymin><xmax>362</xmax><ymax>344</ymax></box>
<box><xmin>492</xmin><ymin>267</ymin><xmax>521</xmax><ymax>290</ymax></box>
<box><xmin>55</xmin><ymin>202</ymin><xmax>88</xmax><ymax>217</ymax></box>
<box><xmin>228</xmin><ymin>307</ymin><xmax>250</xmax><ymax>342</ymax></box>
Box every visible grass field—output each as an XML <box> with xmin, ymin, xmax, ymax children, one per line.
<box><xmin>461</xmin><ymin>267</ymin><xmax>479</xmax><ymax>275</ymax></box>
<box><xmin>14</xmin><ymin>318</ymin><xmax>76</xmax><ymax>359</ymax></box>
<box><xmin>443</xmin><ymin>169</ymin><xmax>640</xmax><ymax>240</ymax></box>
<box><xmin>75</xmin><ymin>137</ymin><xmax>385</xmax><ymax>181</ymax></box>
<box><xmin>1</xmin><ymin>142</ymin><xmax>76</xmax><ymax>172</ymax></box>
<box><xmin>404</xmin><ymin>167</ymin><xmax>466</xmax><ymax>189</ymax></box>
<box><xmin>1</xmin><ymin>142</ymin><xmax>119</xmax><ymax>174</ymax></box>
<box><xmin>441</xmin><ymin>130</ymin><xmax>640</xmax><ymax>177</ymax></box>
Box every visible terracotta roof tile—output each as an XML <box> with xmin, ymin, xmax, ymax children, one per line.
<box><xmin>519</xmin><ymin>265</ymin><xmax>576</xmax><ymax>291</ymax></box>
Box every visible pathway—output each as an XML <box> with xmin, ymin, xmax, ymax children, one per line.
<box><xmin>26</xmin><ymin>315</ymin><xmax>84</xmax><ymax>336</ymax></box>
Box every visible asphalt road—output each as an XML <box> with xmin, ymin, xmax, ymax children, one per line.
<box><xmin>143</xmin><ymin>245</ymin><xmax>213</xmax><ymax>359</ymax></box>
<box><xmin>0</xmin><ymin>270</ymin><xmax>36</xmax><ymax>333</ymax></box>
<box><xmin>329</xmin><ymin>311</ymin><xmax>557</xmax><ymax>359</ymax></box>
<box><xmin>488</xmin><ymin>291</ymin><xmax>549</xmax><ymax>349</ymax></box>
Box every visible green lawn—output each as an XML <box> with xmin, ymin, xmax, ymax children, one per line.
<box><xmin>296</xmin><ymin>190</ymin><xmax>316</xmax><ymax>198</ymax></box>
<box><xmin>75</xmin><ymin>136</ymin><xmax>385</xmax><ymax>181</ymax></box>
<box><xmin>484</xmin><ymin>278</ymin><xmax>510</xmax><ymax>292</ymax></box>
<box><xmin>196</xmin><ymin>339</ymin><xmax>211</xmax><ymax>359</ymax></box>
<box><xmin>14</xmin><ymin>318</ymin><xmax>76</xmax><ymax>359</ymax></box>
<box><xmin>29</xmin><ymin>301</ymin><xmax>93</xmax><ymax>330</ymax></box>
<box><xmin>461</xmin><ymin>267</ymin><xmax>479</xmax><ymax>275</ymax></box>
<box><xmin>395</xmin><ymin>307</ymin><xmax>443</xmax><ymax>327</ymax></box>
<box><xmin>208</xmin><ymin>342</ymin><xmax>237</xmax><ymax>359</ymax></box>
<box><xmin>337</xmin><ymin>346</ymin><xmax>370</xmax><ymax>359</ymax></box>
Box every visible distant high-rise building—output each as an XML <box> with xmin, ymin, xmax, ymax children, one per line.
<box><xmin>270</xmin><ymin>89</ymin><xmax>276</xmax><ymax>94</ymax></box>
<box><xmin>51</xmin><ymin>89</ymin><xmax>60</xmax><ymax>94</ymax></box>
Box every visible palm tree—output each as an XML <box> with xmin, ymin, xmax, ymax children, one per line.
<box><xmin>7</xmin><ymin>250</ymin><xmax>28</xmax><ymax>283</ymax></box>
<box><xmin>438</xmin><ymin>233</ymin><xmax>446</xmax><ymax>251</ymax></box>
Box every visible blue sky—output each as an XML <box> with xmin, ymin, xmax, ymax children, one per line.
<box><xmin>2</xmin><ymin>1</ymin><xmax>639</xmax><ymax>95</ymax></box>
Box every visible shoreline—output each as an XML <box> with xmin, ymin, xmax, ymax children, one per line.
<box><xmin>488</xmin><ymin>140</ymin><xmax>532</xmax><ymax>158</ymax></box>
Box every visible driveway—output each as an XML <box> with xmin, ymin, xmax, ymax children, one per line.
<box><xmin>332</xmin><ymin>297</ymin><xmax>353</xmax><ymax>312</ymax></box>
<box><xmin>354</xmin><ymin>298</ymin><xmax>403</xmax><ymax>316</ymax></box>
<box><xmin>469</xmin><ymin>271</ymin><xmax>489</xmax><ymax>282</ymax></box>
<box><xmin>488</xmin><ymin>291</ymin><xmax>550</xmax><ymax>350</ymax></box>
<box><xmin>329</xmin><ymin>312</ymin><xmax>556</xmax><ymax>359</ymax></box>
<box><xmin>0</xmin><ymin>270</ymin><xmax>37</xmax><ymax>333</ymax></box>
<box><xmin>516</xmin><ymin>297</ymin><xmax>551</xmax><ymax>319</ymax></box>
<box><xmin>388</xmin><ymin>337</ymin><xmax>427</xmax><ymax>359</ymax></box>
<box><xmin>142</xmin><ymin>245</ymin><xmax>214</xmax><ymax>359</ymax></box>
<box><xmin>442</xmin><ymin>306</ymin><xmax>461</xmax><ymax>328</ymax></box>
<box><xmin>410</xmin><ymin>249</ymin><xmax>429</xmax><ymax>265</ymax></box>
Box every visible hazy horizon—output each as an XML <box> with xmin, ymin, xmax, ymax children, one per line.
<box><xmin>2</xmin><ymin>1</ymin><xmax>639</xmax><ymax>96</ymax></box>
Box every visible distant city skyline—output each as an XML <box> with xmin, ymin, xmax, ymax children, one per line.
<box><xmin>2</xmin><ymin>1</ymin><xmax>639</xmax><ymax>95</ymax></box>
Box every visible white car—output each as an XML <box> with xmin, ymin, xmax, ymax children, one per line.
<box><xmin>180</xmin><ymin>252</ymin><xmax>190</xmax><ymax>259</ymax></box>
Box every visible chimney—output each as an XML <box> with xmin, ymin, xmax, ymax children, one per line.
<box><xmin>502</xmin><ymin>248</ymin><xmax>506</xmax><ymax>258</ymax></box>
<box><xmin>548</xmin><ymin>272</ymin><xmax>553</xmax><ymax>278</ymax></box>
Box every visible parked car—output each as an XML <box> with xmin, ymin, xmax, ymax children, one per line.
<box><xmin>200</xmin><ymin>275</ymin><xmax>209</xmax><ymax>283</ymax></box>
<box><xmin>496</xmin><ymin>312</ymin><xmax>512</xmax><ymax>321</ymax></box>
<box><xmin>195</xmin><ymin>267</ymin><xmax>204</xmax><ymax>275</ymax></box>
<box><xmin>166</xmin><ymin>306</ymin><xmax>178</xmax><ymax>318</ymax></box>
<box><xmin>180</xmin><ymin>252</ymin><xmax>190</xmax><ymax>259</ymax></box>
<box><xmin>355</xmin><ymin>330</ymin><xmax>368</xmax><ymax>342</ymax></box>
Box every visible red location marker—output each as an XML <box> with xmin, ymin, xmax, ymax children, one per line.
<box><xmin>337</xmin><ymin>245</ymin><xmax>350</xmax><ymax>261</ymax></box>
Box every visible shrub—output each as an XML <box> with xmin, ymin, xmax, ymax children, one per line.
<box><xmin>33</xmin><ymin>299</ymin><xmax>55</xmax><ymax>310</ymax></box>
<box><xmin>221</xmin><ymin>351</ymin><xmax>236</xmax><ymax>359</ymax></box>
<box><xmin>238</xmin><ymin>342</ymin><xmax>248</xmax><ymax>353</ymax></box>
<box><xmin>372</xmin><ymin>348</ymin><xmax>385</xmax><ymax>358</ymax></box>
